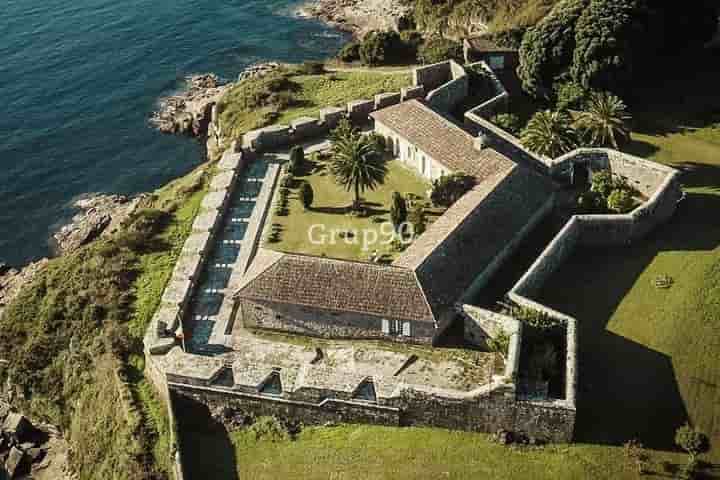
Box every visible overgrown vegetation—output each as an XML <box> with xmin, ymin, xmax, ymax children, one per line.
<box><xmin>518</xmin><ymin>0</ymin><xmax>719</xmax><ymax>99</ymax></box>
<box><xmin>577</xmin><ymin>169</ymin><xmax>639</xmax><ymax>214</ymax></box>
<box><xmin>430</xmin><ymin>172</ymin><xmax>476</xmax><ymax>207</ymax></box>
<box><xmin>218</xmin><ymin>68</ymin><xmax>410</xmax><ymax>141</ymax></box>
<box><xmin>338</xmin><ymin>29</ymin><xmax>462</xmax><ymax>66</ymax></box>
<box><xmin>0</xmin><ymin>165</ymin><xmax>209</xmax><ymax>478</ymax></box>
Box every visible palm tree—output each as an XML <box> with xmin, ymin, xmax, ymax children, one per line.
<box><xmin>521</xmin><ymin>110</ymin><xmax>578</xmax><ymax>158</ymax></box>
<box><xmin>575</xmin><ymin>92</ymin><xmax>631</xmax><ymax>149</ymax></box>
<box><xmin>330</xmin><ymin>134</ymin><xmax>387</xmax><ymax>210</ymax></box>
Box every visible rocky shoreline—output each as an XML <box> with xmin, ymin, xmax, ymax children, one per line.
<box><xmin>151</xmin><ymin>74</ymin><xmax>231</xmax><ymax>136</ymax></box>
<box><xmin>0</xmin><ymin>403</ymin><xmax>72</xmax><ymax>479</ymax></box>
<box><xmin>0</xmin><ymin>193</ymin><xmax>143</xmax><ymax>322</ymax></box>
<box><xmin>300</xmin><ymin>0</ymin><xmax>411</xmax><ymax>38</ymax></box>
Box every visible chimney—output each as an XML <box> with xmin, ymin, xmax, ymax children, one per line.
<box><xmin>474</xmin><ymin>133</ymin><xmax>489</xmax><ymax>151</ymax></box>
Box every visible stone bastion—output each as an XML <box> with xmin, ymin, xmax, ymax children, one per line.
<box><xmin>142</xmin><ymin>60</ymin><xmax>683</xmax><ymax>478</ymax></box>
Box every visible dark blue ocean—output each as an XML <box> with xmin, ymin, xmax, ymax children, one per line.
<box><xmin>0</xmin><ymin>0</ymin><xmax>346</xmax><ymax>266</ymax></box>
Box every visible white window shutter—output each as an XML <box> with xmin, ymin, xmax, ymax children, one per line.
<box><xmin>402</xmin><ymin>321</ymin><xmax>411</xmax><ymax>337</ymax></box>
<box><xmin>382</xmin><ymin>319</ymin><xmax>390</xmax><ymax>334</ymax></box>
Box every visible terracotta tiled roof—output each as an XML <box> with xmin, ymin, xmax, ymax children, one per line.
<box><xmin>465</xmin><ymin>37</ymin><xmax>516</xmax><ymax>53</ymax></box>
<box><xmin>370</xmin><ymin>100</ymin><xmax>513</xmax><ymax>180</ymax></box>
<box><xmin>236</xmin><ymin>249</ymin><xmax>434</xmax><ymax>323</ymax></box>
<box><xmin>396</xmin><ymin>166</ymin><xmax>555</xmax><ymax>316</ymax></box>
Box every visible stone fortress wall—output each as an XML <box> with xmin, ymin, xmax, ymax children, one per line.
<box><xmin>143</xmin><ymin>57</ymin><xmax>683</xmax><ymax>468</ymax></box>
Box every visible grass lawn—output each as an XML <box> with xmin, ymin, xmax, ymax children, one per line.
<box><xmin>275</xmin><ymin>70</ymin><xmax>411</xmax><ymax>126</ymax></box>
<box><xmin>266</xmin><ymin>156</ymin><xmax>439</xmax><ymax>262</ymax></box>
<box><xmin>176</xmin><ymin>405</ymin><xmax>687</xmax><ymax>480</ymax></box>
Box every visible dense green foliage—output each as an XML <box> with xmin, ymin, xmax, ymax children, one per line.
<box><xmin>430</xmin><ymin>173</ymin><xmax>476</xmax><ymax>207</ymax></box>
<box><xmin>518</xmin><ymin>0</ymin><xmax>719</xmax><ymax>98</ymax></box>
<box><xmin>289</xmin><ymin>145</ymin><xmax>305</xmax><ymax>175</ymax></box>
<box><xmin>517</xmin><ymin>0</ymin><xmax>588</xmax><ymax>99</ymax></box>
<box><xmin>578</xmin><ymin>169</ymin><xmax>637</xmax><ymax>213</ymax></box>
<box><xmin>521</xmin><ymin>109</ymin><xmax>577</xmax><ymax>157</ymax></box>
<box><xmin>417</xmin><ymin>37</ymin><xmax>463</xmax><ymax>64</ymax></box>
<box><xmin>300</xmin><ymin>182</ymin><xmax>314</xmax><ymax>210</ymax></box>
<box><xmin>490</xmin><ymin>113</ymin><xmax>522</xmax><ymax>135</ymax></box>
<box><xmin>390</xmin><ymin>191</ymin><xmax>408</xmax><ymax>230</ymax></box>
<box><xmin>0</xmin><ymin>167</ymin><xmax>208</xmax><ymax>478</ymax></box>
<box><xmin>411</xmin><ymin>0</ymin><xmax>558</xmax><ymax>38</ymax></box>
<box><xmin>575</xmin><ymin>92</ymin><xmax>631</xmax><ymax>148</ymax></box>
<box><xmin>329</xmin><ymin>123</ymin><xmax>388</xmax><ymax>209</ymax></box>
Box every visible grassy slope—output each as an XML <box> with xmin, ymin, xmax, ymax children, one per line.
<box><xmin>276</xmin><ymin>71</ymin><xmax>411</xmax><ymax>126</ymax></box>
<box><xmin>219</xmin><ymin>68</ymin><xmax>410</xmax><ymax>142</ymax></box>
<box><xmin>0</xmin><ymin>162</ymin><xmax>209</xmax><ymax>479</ymax></box>
<box><xmin>268</xmin><ymin>157</ymin><xmax>434</xmax><ymax>262</ymax></box>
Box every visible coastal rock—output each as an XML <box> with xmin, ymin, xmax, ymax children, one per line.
<box><xmin>52</xmin><ymin>194</ymin><xmax>142</xmax><ymax>256</ymax></box>
<box><xmin>5</xmin><ymin>446</ymin><xmax>25</xmax><ymax>479</ymax></box>
<box><xmin>302</xmin><ymin>0</ymin><xmax>412</xmax><ymax>37</ymax></box>
<box><xmin>152</xmin><ymin>74</ymin><xmax>231</xmax><ymax>137</ymax></box>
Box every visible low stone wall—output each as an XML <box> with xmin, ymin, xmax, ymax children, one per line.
<box><xmin>145</xmin><ymin>347</ymin><xmax>186</xmax><ymax>480</ymax></box>
<box><xmin>144</xmin><ymin>148</ymin><xmax>248</xmax><ymax>356</ymax></box>
<box><xmin>239</xmin><ymin>299</ymin><xmax>436</xmax><ymax>344</ymax></box>
<box><xmin>423</xmin><ymin>60</ymin><xmax>469</xmax><ymax>113</ymax></box>
<box><xmin>465</xmin><ymin>61</ymin><xmax>509</xmax><ymax>119</ymax></box>
<box><xmin>413</xmin><ymin>61</ymin><xmax>453</xmax><ymax>91</ymax></box>
<box><xmin>507</xmin><ymin>151</ymin><xmax>682</xmax><ymax>411</ymax></box>
<box><xmin>455</xmin><ymin>304</ymin><xmax>522</xmax><ymax>382</ymax></box>
<box><xmin>171</xmin><ymin>385</ymin><xmax>401</xmax><ymax>428</ymax></box>
<box><xmin>464</xmin><ymin>109</ymin><xmax>548</xmax><ymax>173</ymax></box>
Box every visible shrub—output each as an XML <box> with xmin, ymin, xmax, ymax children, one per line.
<box><xmin>417</xmin><ymin>37</ymin><xmax>463</xmax><ymax>64</ymax></box>
<box><xmin>675</xmin><ymin>423</ymin><xmax>710</xmax><ymax>461</ymax></box>
<box><xmin>296</xmin><ymin>61</ymin><xmax>325</xmax><ymax>75</ymax></box>
<box><xmin>431</xmin><ymin>173</ymin><xmax>475</xmax><ymax>207</ymax></box>
<box><xmin>577</xmin><ymin>189</ymin><xmax>606</xmax><ymax>214</ymax></box>
<box><xmin>487</xmin><ymin>330</ymin><xmax>511</xmax><ymax>356</ymax></box>
<box><xmin>555</xmin><ymin>81</ymin><xmax>589</xmax><ymax>110</ymax></box>
<box><xmin>367</xmin><ymin>132</ymin><xmax>387</xmax><ymax>154</ymax></box>
<box><xmin>408</xmin><ymin>204</ymin><xmax>427</xmax><ymax>237</ymax></box>
<box><xmin>517</xmin><ymin>0</ymin><xmax>588</xmax><ymax>98</ymax></box>
<box><xmin>607</xmin><ymin>188</ymin><xmax>635</xmax><ymax>213</ymax></box>
<box><xmin>491</xmin><ymin>113</ymin><xmax>522</xmax><ymax>136</ymax></box>
<box><xmin>337</xmin><ymin>42</ymin><xmax>361</xmax><ymax>62</ymax></box>
<box><xmin>390</xmin><ymin>192</ymin><xmax>408</xmax><ymax>231</ymax></box>
<box><xmin>289</xmin><ymin>145</ymin><xmax>305</xmax><ymax>174</ymax></box>
<box><xmin>359</xmin><ymin>31</ymin><xmax>404</xmax><ymax>66</ymax></box>
<box><xmin>300</xmin><ymin>182</ymin><xmax>314</xmax><ymax>210</ymax></box>
<box><xmin>330</xmin><ymin>118</ymin><xmax>357</xmax><ymax>144</ymax></box>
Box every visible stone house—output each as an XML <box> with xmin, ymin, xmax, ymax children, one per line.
<box><xmin>463</xmin><ymin>36</ymin><xmax>519</xmax><ymax>71</ymax></box>
<box><xmin>234</xmin><ymin>99</ymin><xmax>555</xmax><ymax>344</ymax></box>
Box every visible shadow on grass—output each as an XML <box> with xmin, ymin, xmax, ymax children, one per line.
<box><xmin>174</xmin><ymin>392</ymin><xmax>239</xmax><ymax>480</ymax></box>
<box><xmin>537</xmin><ymin>180</ymin><xmax>720</xmax><ymax>450</ymax></box>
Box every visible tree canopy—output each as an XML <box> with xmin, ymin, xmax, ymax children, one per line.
<box><xmin>518</xmin><ymin>0</ymin><xmax>719</xmax><ymax>98</ymax></box>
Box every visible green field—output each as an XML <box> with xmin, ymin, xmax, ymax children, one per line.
<box><xmin>267</xmin><ymin>156</ymin><xmax>439</xmax><ymax>262</ymax></box>
<box><xmin>176</xmin><ymin>404</ymin><xmax>686</xmax><ymax>480</ymax></box>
